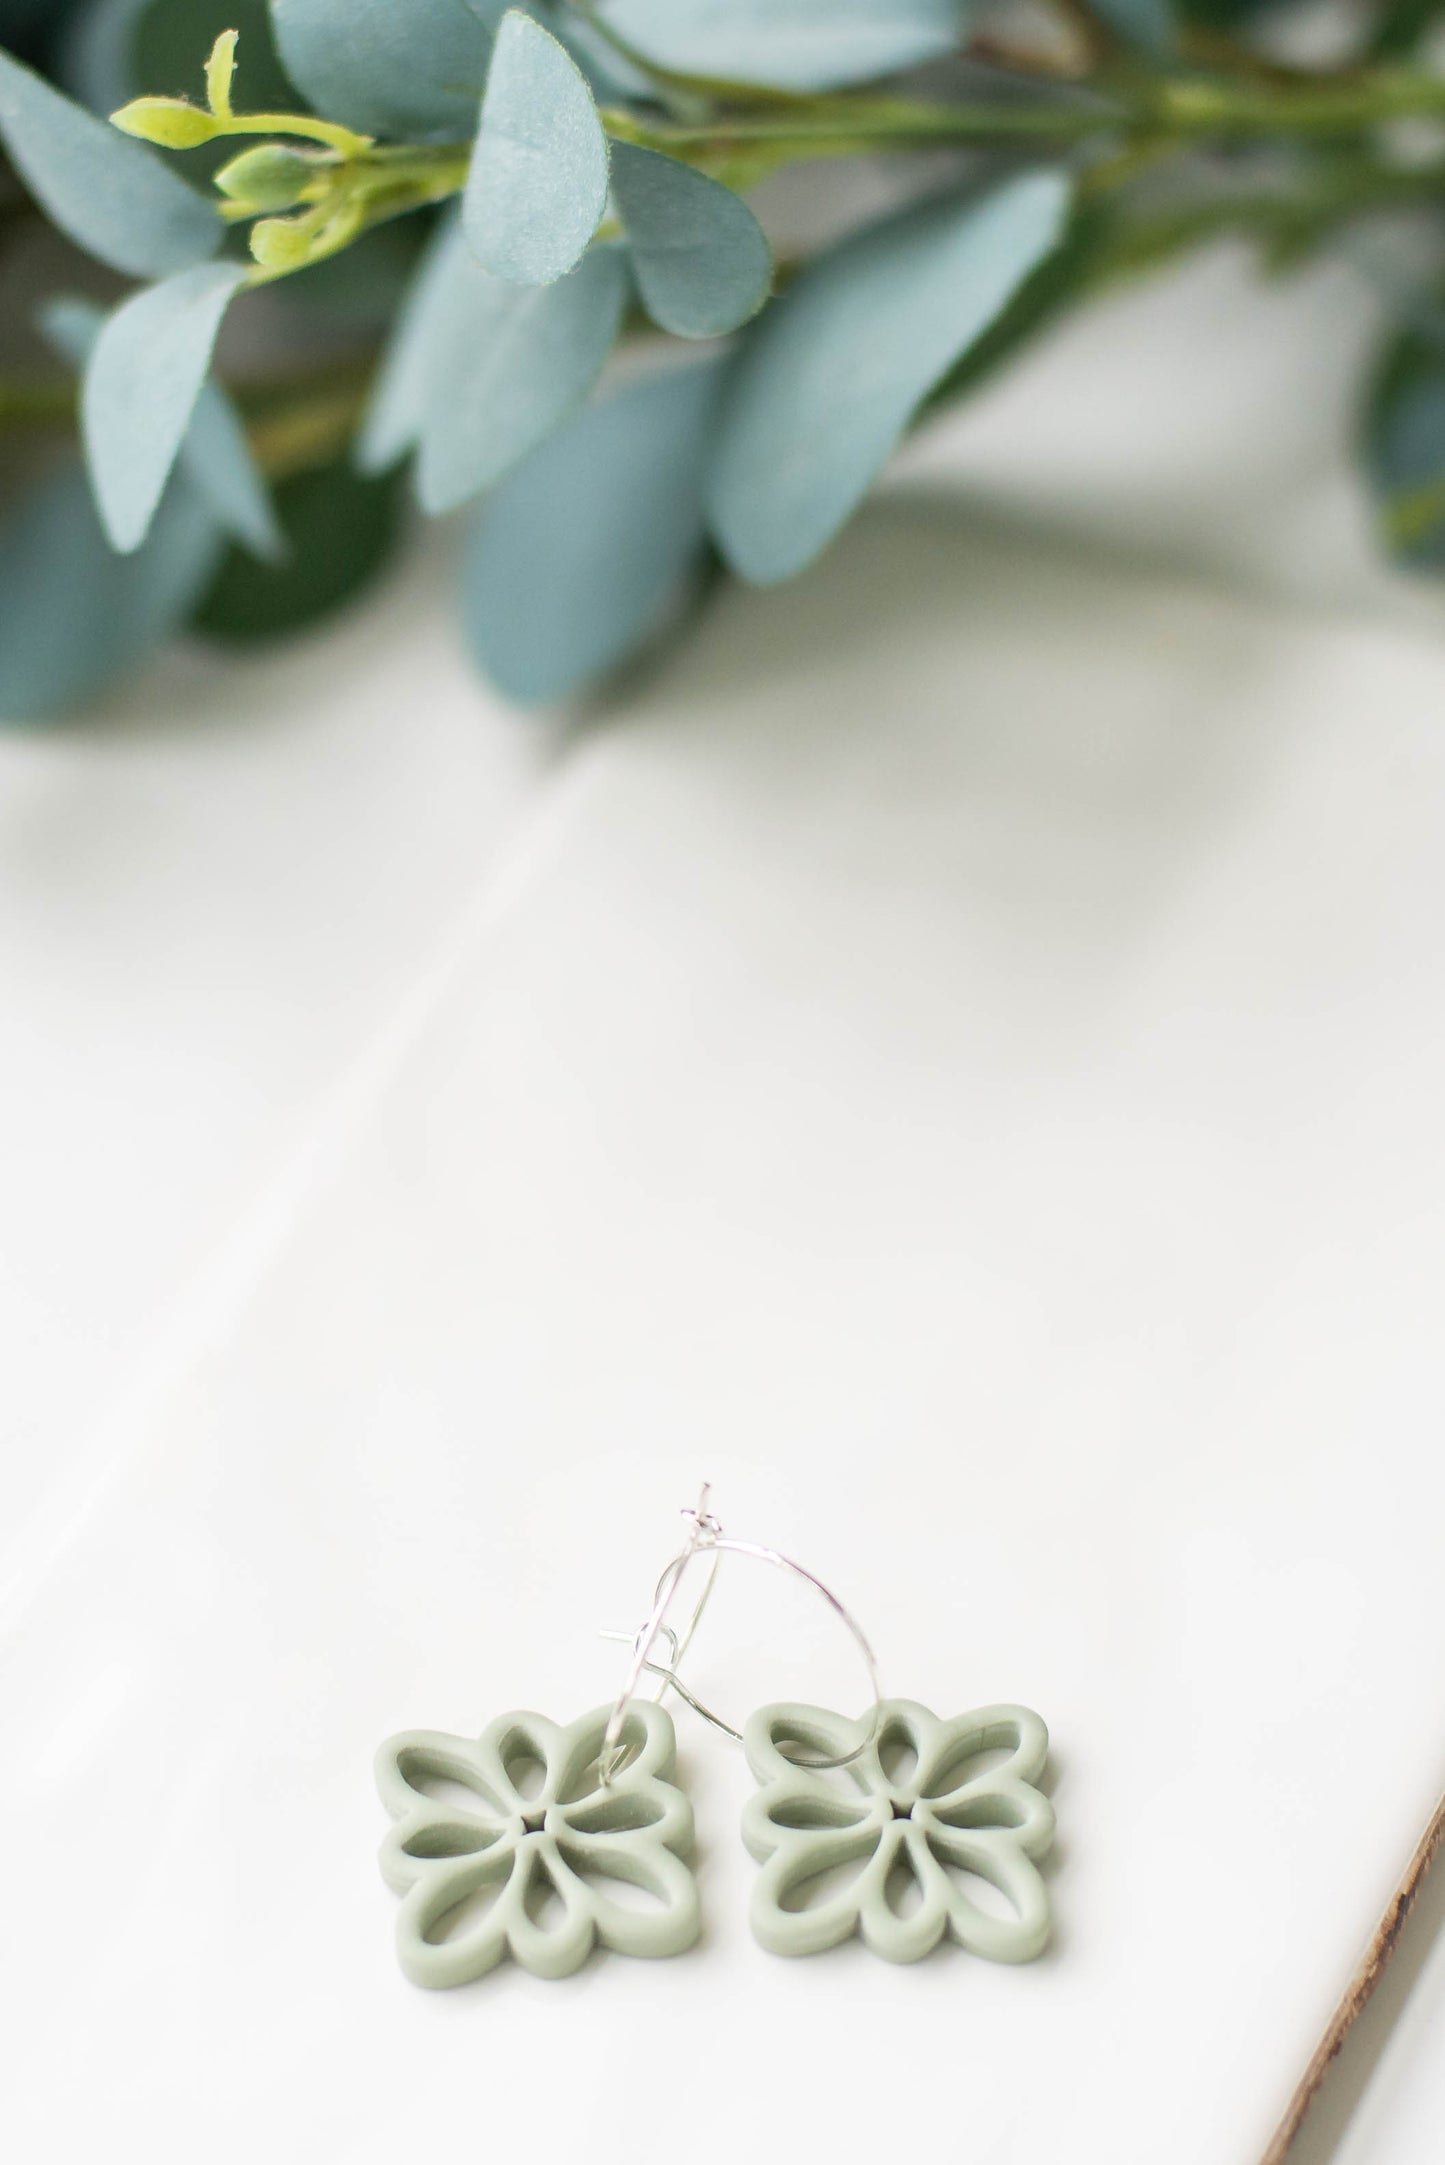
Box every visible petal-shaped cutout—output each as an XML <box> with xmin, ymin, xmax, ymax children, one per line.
<box><xmin>920</xmin><ymin>1777</ymin><xmax>1055</xmax><ymax>1852</ymax></box>
<box><xmin>82</xmin><ymin>262</ymin><xmax>249</xmax><ymax>553</ymax></box>
<box><xmin>0</xmin><ymin>45</ymin><xmax>220</xmax><ymax>276</ymax></box>
<box><xmin>926</xmin><ymin>1825</ymin><xmax>1054</xmax><ymax>1962</ymax></box>
<box><xmin>706</xmin><ymin>170</ymin><xmax>1070</xmax><ymax>585</ymax></box>
<box><xmin>918</xmin><ymin>1702</ymin><xmax>1050</xmax><ymax>1800</ymax></box>
<box><xmin>561</xmin><ymin>1788</ymin><xmax>663</xmax><ymax>1834</ymax></box>
<box><xmin>557</xmin><ymin>1833</ymin><xmax>701</xmax><ymax>1957</ymax></box>
<box><xmin>272</xmin><ymin>0</ymin><xmax>499</xmax><ymax>140</ymax></box>
<box><xmin>749</xmin><ymin>1818</ymin><xmax>882</xmax><ymax>1957</ymax></box>
<box><xmin>504</xmin><ymin>1839</ymin><xmax>597</xmax><ymax>1978</ymax></box>
<box><xmin>473</xmin><ymin>1710</ymin><xmax>568</xmax><ymax>1811</ymax></box>
<box><xmin>393</xmin><ymin>1843</ymin><xmax>518</xmax><ymax>1987</ymax></box>
<box><xmin>868</xmin><ymin>1700</ymin><xmax>946</xmax><ymax>1799</ymax></box>
<box><xmin>755</xmin><ymin>1786</ymin><xmax>874</xmax><ymax>1836</ymax></box>
<box><xmin>465</xmin><ymin>11</ymin><xmax>609</xmax><ymax>286</ymax></box>
<box><xmin>610</xmin><ymin>142</ymin><xmax>771</xmax><ymax>339</ymax></box>
<box><xmin>375</xmin><ymin>1726</ymin><xmax>515</xmax><ymax>1825</ymax></box>
<box><xmin>379</xmin><ymin>1812</ymin><xmax>514</xmax><ymax>1894</ymax></box>
<box><xmin>743</xmin><ymin>1701</ymin><xmax>873</xmax><ymax>1790</ymax></box>
<box><xmin>550</xmin><ymin>1698</ymin><xmax>679</xmax><ymax>1801</ymax></box>
<box><xmin>497</xmin><ymin>1723</ymin><xmax>551</xmax><ymax>1803</ymax></box>
<box><xmin>562</xmin><ymin>1775</ymin><xmax>693</xmax><ymax>1857</ymax></box>
<box><xmin>854</xmin><ymin>1819</ymin><xmax>951</xmax><ymax>1964</ymax></box>
<box><xmin>416</xmin><ymin>241</ymin><xmax>628</xmax><ymax>514</ymax></box>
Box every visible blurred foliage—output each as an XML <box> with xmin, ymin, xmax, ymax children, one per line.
<box><xmin>194</xmin><ymin>456</ymin><xmax>403</xmax><ymax>641</ymax></box>
<box><xmin>6</xmin><ymin>0</ymin><xmax>1445</xmax><ymax>720</ymax></box>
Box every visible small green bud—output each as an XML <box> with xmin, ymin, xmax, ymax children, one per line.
<box><xmin>215</xmin><ymin>145</ymin><xmax>316</xmax><ymax>212</ymax></box>
<box><xmin>249</xmin><ymin>213</ymin><xmax>316</xmax><ymax>272</ymax></box>
<box><xmin>111</xmin><ymin>96</ymin><xmax>218</xmax><ymax>149</ymax></box>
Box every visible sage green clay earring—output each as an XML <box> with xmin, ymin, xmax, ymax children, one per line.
<box><xmin>607</xmin><ymin>1486</ymin><xmax>1056</xmax><ymax>1969</ymax></box>
<box><xmin>376</xmin><ymin>1704</ymin><xmax>699</xmax><ymax>1983</ymax></box>
<box><xmin>742</xmin><ymin>1698</ymin><xmax>1054</xmax><ymax>1964</ymax></box>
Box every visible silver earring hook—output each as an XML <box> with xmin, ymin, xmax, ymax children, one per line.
<box><xmin>598</xmin><ymin>1484</ymin><xmax>885</xmax><ymax>1784</ymax></box>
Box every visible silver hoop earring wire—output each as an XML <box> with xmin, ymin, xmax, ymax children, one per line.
<box><xmin>599</xmin><ymin>1485</ymin><xmax>884</xmax><ymax>1784</ymax></box>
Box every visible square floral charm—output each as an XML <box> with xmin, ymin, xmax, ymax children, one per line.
<box><xmin>743</xmin><ymin>1698</ymin><xmax>1055</xmax><ymax>1964</ymax></box>
<box><xmin>376</xmin><ymin>1701</ymin><xmax>699</xmax><ymax>1984</ymax></box>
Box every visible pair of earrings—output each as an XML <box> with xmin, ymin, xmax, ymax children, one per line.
<box><xmin>375</xmin><ymin>1489</ymin><xmax>1057</xmax><ymax>1984</ymax></box>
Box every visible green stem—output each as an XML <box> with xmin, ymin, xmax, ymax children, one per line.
<box><xmin>207</xmin><ymin>59</ymin><xmax>1445</xmax><ymax>212</ymax></box>
<box><xmin>601</xmin><ymin>98</ymin><xmax>1116</xmax><ymax>154</ymax></box>
<box><xmin>606</xmin><ymin>64</ymin><xmax>1445</xmax><ymax>158</ymax></box>
<box><xmin>210</xmin><ymin>109</ymin><xmax>373</xmax><ymax>155</ymax></box>
<box><xmin>1148</xmin><ymin>68</ymin><xmax>1445</xmax><ymax>135</ymax></box>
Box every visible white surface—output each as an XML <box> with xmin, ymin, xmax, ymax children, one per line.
<box><xmin>0</xmin><ymin>530</ymin><xmax>552</xmax><ymax>1543</ymax></box>
<box><xmin>4</xmin><ymin>247</ymin><xmax>1445</xmax><ymax>2163</ymax></box>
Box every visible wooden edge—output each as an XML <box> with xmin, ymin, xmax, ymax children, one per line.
<box><xmin>1259</xmin><ymin>1783</ymin><xmax>1445</xmax><ymax>2165</ymax></box>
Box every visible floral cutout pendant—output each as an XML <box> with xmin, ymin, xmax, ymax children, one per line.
<box><xmin>743</xmin><ymin>1698</ymin><xmax>1055</xmax><ymax>1964</ymax></box>
<box><xmin>375</xmin><ymin>1701</ymin><xmax>699</xmax><ymax>1985</ymax></box>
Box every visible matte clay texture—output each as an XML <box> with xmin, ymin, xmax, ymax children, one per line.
<box><xmin>376</xmin><ymin>1701</ymin><xmax>699</xmax><ymax>1984</ymax></box>
<box><xmin>743</xmin><ymin>1699</ymin><xmax>1055</xmax><ymax>1963</ymax></box>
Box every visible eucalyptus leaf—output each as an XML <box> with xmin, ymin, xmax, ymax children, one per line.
<box><xmin>355</xmin><ymin>212</ymin><xmax>465</xmax><ymax>475</ymax></box>
<box><xmin>179</xmin><ymin>380</ymin><xmax>286</xmax><ymax>561</ymax></box>
<box><xmin>270</xmin><ymin>0</ymin><xmax>499</xmax><ymax>139</ymax></box>
<box><xmin>416</xmin><ymin>238</ymin><xmax>629</xmax><ymax>513</ymax></box>
<box><xmin>465</xmin><ymin>9</ymin><xmax>609</xmax><ymax>285</ymax></box>
<box><xmin>464</xmin><ymin>357</ymin><xmax>725</xmax><ymax>702</ymax></box>
<box><xmin>598</xmin><ymin>0</ymin><xmax>971</xmax><ymax>90</ymax></box>
<box><xmin>194</xmin><ymin>461</ymin><xmax>402</xmax><ymax>641</ymax></box>
<box><xmin>923</xmin><ymin>201</ymin><xmax>1104</xmax><ymax>412</ymax></box>
<box><xmin>82</xmin><ymin>261</ymin><xmax>250</xmax><ymax>552</ymax></box>
<box><xmin>43</xmin><ymin>292</ymin><xmax>282</xmax><ymax>561</ymax></box>
<box><xmin>1089</xmin><ymin>0</ymin><xmax>1176</xmax><ymax>53</ymax></box>
<box><xmin>0</xmin><ymin>463</ymin><xmax>224</xmax><ymax>722</ymax></box>
<box><xmin>706</xmin><ymin>170</ymin><xmax>1071</xmax><ymax>585</ymax></box>
<box><xmin>610</xmin><ymin>142</ymin><xmax>771</xmax><ymax>339</ymax></box>
<box><xmin>0</xmin><ymin>43</ymin><xmax>221</xmax><ymax>275</ymax></box>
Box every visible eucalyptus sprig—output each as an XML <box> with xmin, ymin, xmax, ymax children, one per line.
<box><xmin>4</xmin><ymin>0</ymin><xmax>1445</xmax><ymax>718</ymax></box>
<box><xmin>113</xmin><ymin>28</ymin><xmax>468</xmax><ymax>275</ymax></box>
